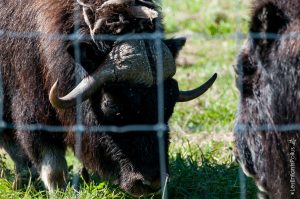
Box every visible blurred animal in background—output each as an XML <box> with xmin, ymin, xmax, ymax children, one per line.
<box><xmin>234</xmin><ymin>0</ymin><xmax>300</xmax><ymax>198</ymax></box>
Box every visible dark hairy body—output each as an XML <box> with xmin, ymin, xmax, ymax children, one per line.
<box><xmin>0</xmin><ymin>0</ymin><xmax>216</xmax><ymax>196</ymax></box>
<box><xmin>234</xmin><ymin>0</ymin><xmax>300</xmax><ymax>198</ymax></box>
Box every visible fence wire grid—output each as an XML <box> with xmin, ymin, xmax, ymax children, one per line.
<box><xmin>0</xmin><ymin>0</ymin><xmax>299</xmax><ymax>198</ymax></box>
<box><xmin>0</xmin><ymin>0</ymin><xmax>169</xmax><ymax>198</ymax></box>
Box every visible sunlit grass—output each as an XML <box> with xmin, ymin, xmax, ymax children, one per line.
<box><xmin>170</xmin><ymin>38</ymin><xmax>239</xmax><ymax>133</ymax></box>
<box><xmin>162</xmin><ymin>0</ymin><xmax>250</xmax><ymax>35</ymax></box>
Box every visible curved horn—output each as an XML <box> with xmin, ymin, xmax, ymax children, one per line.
<box><xmin>49</xmin><ymin>40</ymin><xmax>176</xmax><ymax>109</ymax></box>
<box><xmin>49</xmin><ymin>67</ymin><xmax>115</xmax><ymax>109</ymax></box>
<box><xmin>177</xmin><ymin>73</ymin><xmax>217</xmax><ymax>102</ymax></box>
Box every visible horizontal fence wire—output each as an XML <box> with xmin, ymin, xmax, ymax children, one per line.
<box><xmin>0</xmin><ymin>29</ymin><xmax>165</xmax><ymax>41</ymax></box>
<box><xmin>0</xmin><ymin>122</ymin><xmax>299</xmax><ymax>133</ymax></box>
<box><xmin>0</xmin><ymin>122</ymin><xmax>168</xmax><ymax>133</ymax></box>
<box><xmin>3</xmin><ymin>29</ymin><xmax>300</xmax><ymax>41</ymax></box>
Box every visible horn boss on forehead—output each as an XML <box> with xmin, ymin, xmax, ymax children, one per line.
<box><xmin>49</xmin><ymin>40</ymin><xmax>177</xmax><ymax>109</ymax></box>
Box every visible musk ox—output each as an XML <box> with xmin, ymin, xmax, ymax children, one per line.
<box><xmin>234</xmin><ymin>0</ymin><xmax>300</xmax><ymax>198</ymax></box>
<box><xmin>0</xmin><ymin>0</ymin><xmax>216</xmax><ymax>196</ymax></box>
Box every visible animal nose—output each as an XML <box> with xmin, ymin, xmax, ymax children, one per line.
<box><xmin>132</xmin><ymin>178</ymin><xmax>161</xmax><ymax>195</ymax></box>
<box><xmin>123</xmin><ymin>176</ymin><xmax>161</xmax><ymax>197</ymax></box>
<box><xmin>140</xmin><ymin>178</ymin><xmax>161</xmax><ymax>191</ymax></box>
<box><xmin>142</xmin><ymin>179</ymin><xmax>151</xmax><ymax>186</ymax></box>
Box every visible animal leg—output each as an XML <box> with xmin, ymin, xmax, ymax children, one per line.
<box><xmin>10</xmin><ymin>90</ymin><xmax>68</xmax><ymax>191</ymax></box>
<box><xmin>0</xmin><ymin>130</ymin><xmax>37</xmax><ymax>189</ymax></box>
<box><xmin>15</xmin><ymin>130</ymin><xmax>68</xmax><ymax>191</ymax></box>
<box><xmin>39</xmin><ymin>148</ymin><xmax>68</xmax><ymax>191</ymax></box>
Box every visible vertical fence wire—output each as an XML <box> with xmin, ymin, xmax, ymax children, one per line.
<box><xmin>72</xmin><ymin>1</ymin><xmax>84</xmax><ymax>194</ymax></box>
<box><xmin>0</xmin><ymin>22</ymin><xmax>5</xmax><ymax>131</ymax></box>
<box><xmin>155</xmin><ymin>21</ymin><xmax>169</xmax><ymax>199</ymax></box>
<box><xmin>0</xmin><ymin>64</ymin><xmax>4</xmax><ymax>127</ymax></box>
<box><xmin>154</xmin><ymin>1</ymin><xmax>170</xmax><ymax>198</ymax></box>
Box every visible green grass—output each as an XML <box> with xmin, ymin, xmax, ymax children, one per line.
<box><xmin>0</xmin><ymin>140</ymin><xmax>257</xmax><ymax>199</ymax></box>
<box><xmin>0</xmin><ymin>0</ymin><xmax>258</xmax><ymax>198</ymax></box>
<box><xmin>170</xmin><ymin>38</ymin><xmax>239</xmax><ymax>133</ymax></box>
<box><xmin>162</xmin><ymin>0</ymin><xmax>250</xmax><ymax>35</ymax></box>
<box><xmin>168</xmin><ymin>137</ymin><xmax>258</xmax><ymax>199</ymax></box>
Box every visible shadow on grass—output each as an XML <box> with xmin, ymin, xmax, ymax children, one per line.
<box><xmin>82</xmin><ymin>157</ymin><xmax>258</xmax><ymax>199</ymax></box>
<box><xmin>167</xmin><ymin>154</ymin><xmax>258</xmax><ymax>199</ymax></box>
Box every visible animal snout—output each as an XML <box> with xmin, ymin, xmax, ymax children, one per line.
<box><xmin>135</xmin><ymin>177</ymin><xmax>161</xmax><ymax>190</ymax></box>
<box><xmin>122</xmin><ymin>174</ymin><xmax>161</xmax><ymax>197</ymax></box>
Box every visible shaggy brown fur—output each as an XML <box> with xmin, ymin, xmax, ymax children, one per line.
<box><xmin>0</xmin><ymin>0</ymin><xmax>185</xmax><ymax>196</ymax></box>
<box><xmin>234</xmin><ymin>0</ymin><xmax>300</xmax><ymax>198</ymax></box>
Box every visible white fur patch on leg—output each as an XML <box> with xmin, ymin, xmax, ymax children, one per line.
<box><xmin>40</xmin><ymin>149</ymin><xmax>68</xmax><ymax>191</ymax></box>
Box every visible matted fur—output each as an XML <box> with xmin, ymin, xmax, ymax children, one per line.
<box><xmin>234</xmin><ymin>0</ymin><xmax>300</xmax><ymax>198</ymax></box>
<box><xmin>0</xmin><ymin>0</ymin><xmax>184</xmax><ymax>196</ymax></box>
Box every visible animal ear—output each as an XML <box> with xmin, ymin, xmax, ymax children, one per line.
<box><xmin>67</xmin><ymin>42</ymin><xmax>103</xmax><ymax>74</ymax></box>
<box><xmin>250</xmin><ymin>3</ymin><xmax>288</xmax><ymax>41</ymax></box>
<box><xmin>163</xmin><ymin>37</ymin><xmax>186</xmax><ymax>58</ymax></box>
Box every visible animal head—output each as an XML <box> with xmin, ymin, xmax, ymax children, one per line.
<box><xmin>47</xmin><ymin>0</ymin><xmax>216</xmax><ymax>196</ymax></box>
<box><xmin>235</xmin><ymin>0</ymin><xmax>300</xmax><ymax>127</ymax></box>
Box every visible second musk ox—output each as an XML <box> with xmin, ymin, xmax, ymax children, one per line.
<box><xmin>234</xmin><ymin>0</ymin><xmax>300</xmax><ymax>198</ymax></box>
<box><xmin>0</xmin><ymin>0</ymin><xmax>216</xmax><ymax>196</ymax></box>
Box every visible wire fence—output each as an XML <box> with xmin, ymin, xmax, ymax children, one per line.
<box><xmin>0</xmin><ymin>0</ymin><xmax>170</xmax><ymax>198</ymax></box>
<box><xmin>70</xmin><ymin>1</ymin><xmax>171</xmax><ymax>198</ymax></box>
<box><xmin>1</xmin><ymin>0</ymin><xmax>300</xmax><ymax>198</ymax></box>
